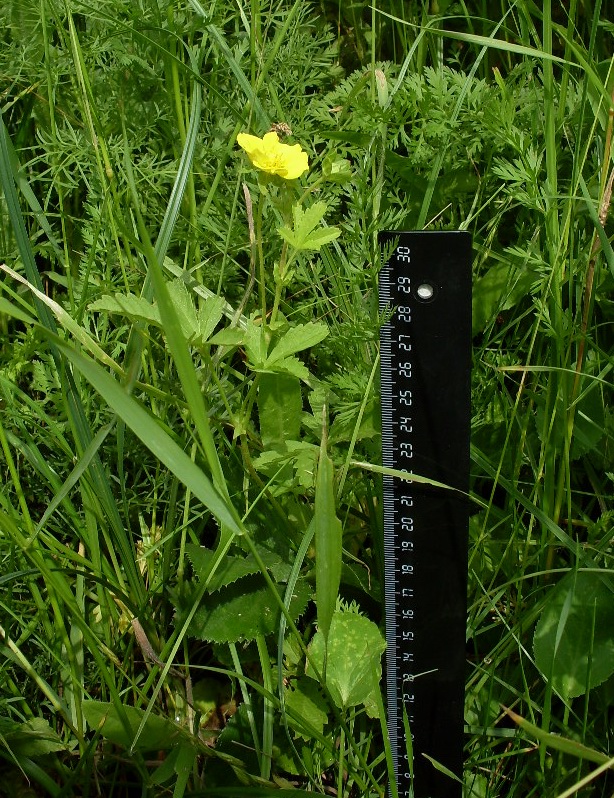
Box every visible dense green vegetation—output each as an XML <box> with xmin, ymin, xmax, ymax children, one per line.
<box><xmin>0</xmin><ymin>1</ymin><xmax>612</xmax><ymax>795</ymax></box>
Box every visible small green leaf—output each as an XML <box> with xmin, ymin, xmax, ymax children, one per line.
<box><xmin>195</xmin><ymin>295</ymin><xmax>225</xmax><ymax>343</ymax></box>
<box><xmin>253</xmin><ymin>441</ymin><xmax>318</xmax><ymax>491</ymax></box>
<box><xmin>208</xmin><ymin>328</ymin><xmax>245</xmax><ymax>347</ymax></box>
<box><xmin>265</xmin><ymin>322</ymin><xmax>328</xmax><ymax>367</ymax></box>
<box><xmin>90</xmin><ymin>281</ymin><xmax>224</xmax><ymax>346</ymax></box>
<box><xmin>267</xmin><ymin>355</ymin><xmax>310</xmax><ymax>382</ymax></box>
<box><xmin>471</xmin><ymin>262</ymin><xmax>536</xmax><ymax>335</ymax></box>
<box><xmin>322</xmin><ymin>154</ymin><xmax>352</xmax><ymax>183</ymax></box>
<box><xmin>244</xmin><ymin>319</ymin><xmax>267</xmax><ymax>368</ymax></box>
<box><xmin>278</xmin><ymin>201</ymin><xmax>341</xmax><ymax>251</ymax></box>
<box><xmin>166</xmin><ymin>279</ymin><xmax>199</xmax><ymax>339</ymax></box>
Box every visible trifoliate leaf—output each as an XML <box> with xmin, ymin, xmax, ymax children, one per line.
<box><xmin>278</xmin><ymin>201</ymin><xmax>341</xmax><ymax>251</ymax></box>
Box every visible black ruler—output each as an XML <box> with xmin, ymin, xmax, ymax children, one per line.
<box><xmin>379</xmin><ymin>231</ymin><xmax>472</xmax><ymax>798</ymax></box>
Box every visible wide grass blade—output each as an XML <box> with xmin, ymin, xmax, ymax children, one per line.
<box><xmin>51</xmin><ymin>336</ymin><xmax>242</xmax><ymax>536</ymax></box>
<box><xmin>314</xmin><ymin>425</ymin><xmax>343</xmax><ymax>652</ymax></box>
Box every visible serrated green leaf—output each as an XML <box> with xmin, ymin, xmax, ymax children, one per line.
<box><xmin>534</xmin><ymin>571</ymin><xmax>614</xmax><ymax>698</ymax></box>
<box><xmin>268</xmin><ymin>355</ymin><xmax>310</xmax><ymax>382</ymax></box>
<box><xmin>293</xmin><ymin>201</ymin><xmax>328</xmax><ymax>235</ymax></box>
<box><xmin>188</xmin><ymin>575</ymin><xmax>311</xmax><ymax>643</ymax></box>
<box><xmin>166</xmin><ymin>278</ymin><xmax>199</xmax><ymax>339</ymax></box>
<box><xmin>306</xmin><ymin>610</ymin><xmax>386</xmax><ymax>710</ymax></box>
<box><xmin>303</xmin><ymin>227</ymin><xmax>342</xmax><ymax>249</ymax></box>
<box><xmin>0</xmin><ymin>717</ymin><xmax>66</xmax><ymax>757</ymax></box>
<box><xmin>82</xmin><ymin>700</ymin><xmax>183</xmax><ymax>751</ymax></box>
<box><xmin>195</xmin><ymin>295</ymin><xmax>225</xmax><ymax>343</ymax></box>
<box><xmin>89</xmin><ymin>293</ymin><xmax>161</xmax><ymax>325</ymax></box>
<box><xmin>244</xmin><ymin>319</ymin><xmax>267</xmax><ymax>368</ymax></box>
<box><xmin>265</xmin><ymin>322</ymin><xmax>328</xmax><ymax>366</ymax></box>
<box><xmin>257</xmin><ymin>373</ymin><xmax>302</xmax><ymax>450</ymax></box>
<box><xmin>278</xmin><ymin>201</ymin><xmax>340</xmax><ymax>251</ymax></box>
<box><xmin>89</xmin><ymin>282</ymin><xmax>223</xmax><ymax>346</ymax></box>
<box><xmin>186</xmin><ymin>544</ymin><xmax>261</xmax><ymax>591</ymax></box>
<box><xmin>253</xmin><ymin>441</ymin><xmax>318</xmax><ymax>492</ymax></box>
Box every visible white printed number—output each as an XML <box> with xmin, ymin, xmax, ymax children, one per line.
<box><xmin>400</xmin><ymin>442</ymin><xmax>413</xmax><ymax>459</ymax></box>
<box><xmin>397</xmin><ymin>246</ymin><xmax>411</xmax><ymax>263</ymax></box>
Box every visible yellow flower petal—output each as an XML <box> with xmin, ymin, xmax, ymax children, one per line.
<box><xmin>237</xmin><ymin>131</ymin><xmax>309</xmax><ymax>179</ymax></box>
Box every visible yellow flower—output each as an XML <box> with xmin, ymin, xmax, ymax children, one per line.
<box><xmin>237</xmin><ymin>131</ymin><xmax>308</xmax><ymax>179</ymax></box>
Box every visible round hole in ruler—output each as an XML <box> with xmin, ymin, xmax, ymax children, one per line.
<box><xmin>416</xmin><ymin>282</ymin><xmax>437</xmax><ymax>302</ymax></box>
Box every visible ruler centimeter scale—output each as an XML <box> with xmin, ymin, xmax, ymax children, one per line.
<box><xmin>379</xmin><ymin>231</ymin><xmax>472</xmax><ymax>798</ymax></box>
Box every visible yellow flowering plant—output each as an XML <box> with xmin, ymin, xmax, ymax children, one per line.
<box><xmin>237</xmin><ymin>129</ymin><xmax>342</xmax><ymax>325</ymax></box>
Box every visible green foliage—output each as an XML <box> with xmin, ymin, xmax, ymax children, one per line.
<box><xmin>185</xmin><ymin>575</ymin><xmax>311</xmax><ymax>644</ymax></box>
<box><xmin>82</xmin><ymin>701</ymin><xmax>184</xmax><ymax>752</ymax></box>
<box><xmin>534</xmin><ymin>571</ymin><xmax>614</xmax><ymax>699</ymax></box>
<box><xmin>89</xmin><ymin>280</ymin><xmax>226</xmax><ymax>346</ymax></box>
<box><xmin>257</xmin><ymin>373</ymin><xmax>302</xmax><ymax>450</ymax></box>
<box><xmin>0</xmin><ymin>717</ymin><xmax>65</xmax><ymax>758</ymax></box>
<box><xmin>314</xmin><ymin>436</ymin><xmax>343</xmax><ymax>647</ymax></box>
<box><xmin>278</xmin><ymin>201</ymin><xmax>341</xmax><ymax>251</ymax></box>
<box><xmin>306</xmin><ymin>606</ymin><xmax>386</xmax><ymax>715</ymax></box>
<box><xmin>1</xmin><ymin>0</ymin><xmax>613</xmax><ymax>796</ymax></box>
